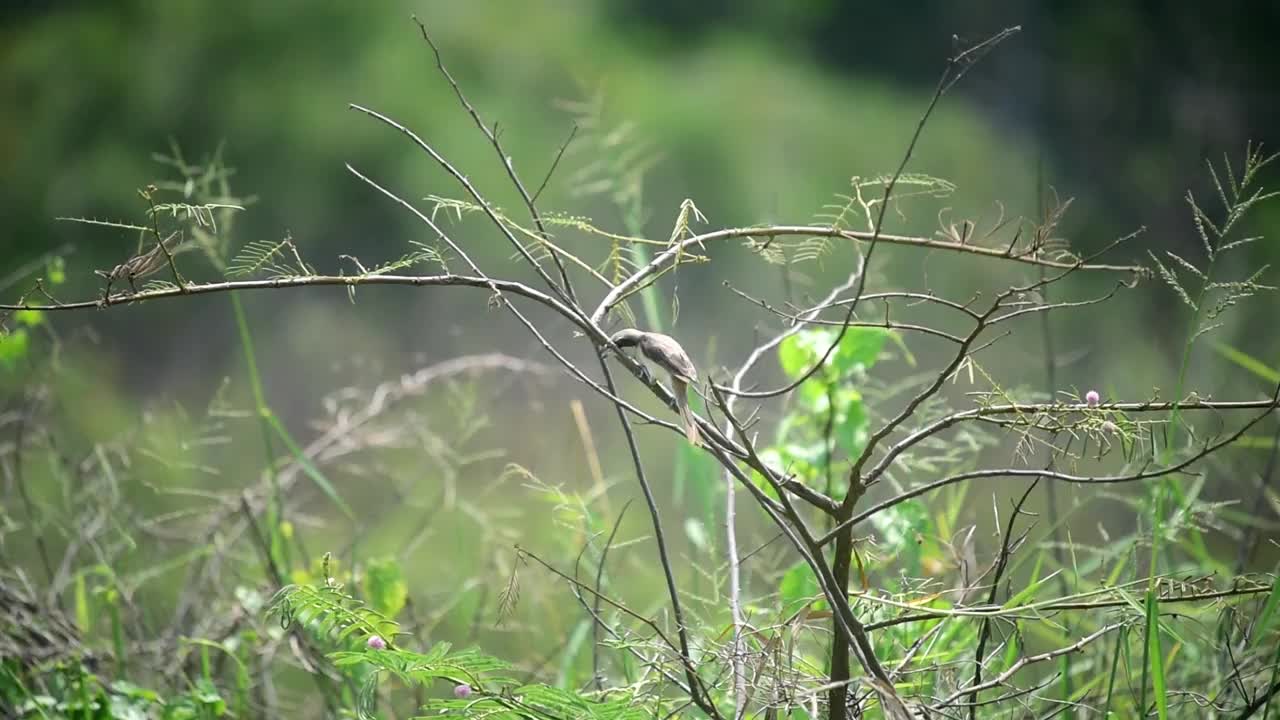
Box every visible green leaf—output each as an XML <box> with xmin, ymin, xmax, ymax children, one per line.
<box><xmin>778</xmin><ymin>561</ymin><xmax>821</xmax><ymax>614</ymax></box>
<box><xmin>46</xmin><ymin>256</ymin><xmax>66</xmax><ymax>285</ymax></box>
<box><xmin>191</xmin><ymin>679</ymin><xmax>227</xmax><ymax>715</ymax></box>
<box><xmin>1146</xmin><ymin>590</ymin><xmax>1168</xmax><ymax>720</ymax></box>
<box><xmin>778</xmin><ymin>327</ymin><xmax>892</xmax><ymax>380</ymax></box>
<box><xmin>363</xmin><ymin>557</ymin><xmax>408</xmax><ymax>620</ymax></box>
<box><xmin>330</xmin><ymin>653</ymin><xmax>371</xmax><ymax>667</ymax></box>
<box><xmin>1210</xmin><ymin>340</ymin><xmax>1280</xmax><ymax>384</ymax></box>
<box><xmin>868</xmin><ymin>500</ymin><xmax>930</xmax><ymax>576</ymax></box>
<box><xmin>264</xmin><ymin>412</ymin><xmax>354</xmax><ymax>520</ymax></box>
<box><xmin>1253</xmin><ymin>574</ymin><xmax>1280</xmax><ymax>651</ymax></box>
<box><xmin>778</xmin><ymin>329</ymin><xmax>831</xmax><ymax>379</ymax></box>
<box><xmin>684</xmin><ymin>517</ymin><xmax>709</xmax><ymax>552</ymax></box>
<box><xmin>833</xmin><ymin>388</ymin><xmax>869</xmax><ymax>458</ymax></box>
<box><xmin>1101</xmin><ymin>626</ymin><xmax>1126</xmax><ymax>720</ymax></box>
<box><xmin>748</xmin><ymin>449</ymin><xmax>784</xmax><ymax>501</ymax></box>
<box><xmin>555</xmin><ymin>619</ymin><xmax>592</xmax><ymax>689</ymax></box>
<box><xmin>110</xmin><ymin>682</ymin><xmax>161</xmax><ymax>703</ymax></box>
<box><xmin>14</xmin><ymin>309</ymin><xmax>44</xmax><ymax>327</ymax></box>
<box><xmin>0</xmin><ymin>328</ymin><xmax>29</xmax><ymax>368</ymax></box>
<box><xmin>74</xmin><ymin>573</ymin><xmax>91</xmax><ymax>633</ymax></box>
<box><xmin>831</xmin><ymin>327</ymin><xmax>892</xmax><ymax>375</ymax></box>
<box><xmin>778</xmin><ymin>327</ymin><xmax>894</xmax><ymax>407</ymax></box>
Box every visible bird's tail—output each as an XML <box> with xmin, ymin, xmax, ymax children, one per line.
<box><xmin>673</xmin><ymin>380</ymin><xmax>701</xmax><ymax>446</ymax></box>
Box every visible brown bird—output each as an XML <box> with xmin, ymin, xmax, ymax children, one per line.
<box><xmin>610</xmin><ymin>329</ymin><xmax>701</xmax><ymax>445</ymax></box>
<box><xmin>95</xmin><ymin>231</ymin><xmax>193</xmax><ymax>293</ymax></box>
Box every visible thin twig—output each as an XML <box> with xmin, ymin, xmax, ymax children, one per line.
<box><xmin>968</xmin><ymin>477</ymin><xmax>1040</xmax><ymax>717</ymax></box>
<box><xmin>533</xmin><ymin>124</ymin><xmax>578</xmax><ymax>204</ymax></box>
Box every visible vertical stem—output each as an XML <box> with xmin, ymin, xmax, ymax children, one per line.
<box><xmin>829</xmin><ymin>518</ymin><xmax>854</xmax><ymax>720</ymax></box>
<box><xmin>1037</xmin><ymin>155</ymin><xmax>1075</xmax><ymax>715</ymax></box>
<box><xmin>230</xmin><ymin>293</ymin><xmax>286</xmax><ymax>573</ymax></box>
<box><xmin>726</xmin><ymin>462</ymin><xmax>746</xmax><ymax>719</ymax></box>
<box><xmin>598</xmin><ymin>356</ymin><xmax>719</xmax><ymax>719</ymax></box>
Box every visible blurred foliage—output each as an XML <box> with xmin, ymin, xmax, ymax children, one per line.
<box><xmin>2</xmin><ymin>2</ymin><xmax>1280</xmax><ymax>718</ymax></box>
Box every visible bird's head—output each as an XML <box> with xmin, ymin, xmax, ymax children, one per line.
<box><xmin>608</xmin><ymin>328</ymin><xmax>646</xmax><ymax>350</ymax></box>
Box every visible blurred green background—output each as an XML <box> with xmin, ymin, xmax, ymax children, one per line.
<box><xmin>2</xmin><ymin>0</ymin><xmax>1278</xmax><ymax>686</ymax></box>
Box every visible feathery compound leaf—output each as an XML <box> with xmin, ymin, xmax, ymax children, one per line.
<box><xmin>139</xmin><ymin>279</ymin><xmax>180</xmax><ymax>293</ymax></box>
<box><xmin>426</xmin><ymin>194</ymin><xmax>480</xmax><ymax>223</ymax></box>
<box><xmin>368</xmin><ymin>242</ymin><xmax>447</xmax><ymax>275</ymax></box>
<box><xmin>226</xmin><ymin>240</ymin><xmax>288</xmax><ymax>277</ymax></box>
<box><xmin>267</xmin><ymin>582</ymin><xmax>400</xmax><ymax>644</ymax></box>
<box><xmin>226</xmin><ymin>237</ymin><xmax>312</xmax><ymax>279</ymax></box>
<box><xmin>148</xmin><ymin>201</ymin><xmax>244</xmax><ymax>232</ymax></box>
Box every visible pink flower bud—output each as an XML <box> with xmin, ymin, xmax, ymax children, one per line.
<box><xmin>366</xmin><ymin>635</ymin><xmax>387</xmax><ymax>650</ymax></box>
<box><xmin>1085</xmin><ymin>390</ymin><xmax>1100</xmax><ymax>407</ymax></box>
<box><xmin>454</xmin><ymin>684</ymin><xmax>473</xmax><ymax>699</ymax></box>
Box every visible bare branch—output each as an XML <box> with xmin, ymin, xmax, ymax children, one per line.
<box><xmin>590</xmin><ymin>224</ymin><xmax>1145</xmax><ymax>325</ymax></box>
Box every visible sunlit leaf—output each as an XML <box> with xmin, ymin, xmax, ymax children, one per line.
<box><xmin>779</xmin><ymin>562</ymin><xmax>821</xmax><ymax>614</ymax></box>
<box><xmin>363</xmin><ymin>557</ymin><xmax>409</xmax><ymax>620</ymax></box>
<box><xmin>1210</xmin><ymin>340</ymin><xmax>1279</xmax><ymax>384</ymax></box>
<box><xmin>0</xmin><ymin>328</ymin><xmax>29</xmax><ymax>368</ymax></box>
<box><xmin>46</xmin><ymin>256</ymin><xmax>66</xmax><ymax>285</ymax></box>
<box><xmin>684</xmin><ymin>517</ymin><xmax>710</xmax><ymax>552</ymax></box>
<box><xmin>14</xmin><ymin>309</ymin><xmax>44</xmax><ymax>327</ymax></box>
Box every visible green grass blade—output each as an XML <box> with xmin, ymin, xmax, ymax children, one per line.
<box><xmin>1146</xmin><ymin>590</ymin><xmax>1168</xmax><ymax>720</ymax></box>
<box><xmin>1210</xmin><ymin>340</ymin><xmax>1280</xmax><ymax>384</ymax></box>
<box><xmin>1254</xmin><ymin>573</ymin><xmax>1280</xmax><ymax>651</ymax></box>
<box><xmin>1101</xmin><ymin>626</ymin><xmax>1126</xmax><ymax>718</ymax></box>
<box><xmin>264</xmin><ymin>411</ymin><xmax>355</xmax><ymax>521</ymax></box>
<box><xmin>1263</xmin><ymin>640</ymin><xmax>1280</xmax><ymax>720</ymax></box>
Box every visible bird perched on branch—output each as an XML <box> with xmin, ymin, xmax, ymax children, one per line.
<box><xmin>609</xmin><ymin>328</ymin><xmax>701</xmax><ymax>445</ymax></box>
<box><xmin>95</xmin><ymin>230</ymin><xmax>193</xmax><ymax>294</ymax></box>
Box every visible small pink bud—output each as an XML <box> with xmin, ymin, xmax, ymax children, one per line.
<box><xmin>1085</xmin><ymin>390</ymin><xmax>1100</xmax><ymax>407</ymax></box>
<box><xmin>454</xmin><ymin>684</ymin><xmax>473</xmax><ymax>699</ymax></box>
<box><xmin>366</xmin><ymin>635</ymin><xmax>386</xmax><ymax>650</ymax></box>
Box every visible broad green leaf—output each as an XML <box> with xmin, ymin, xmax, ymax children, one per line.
<box><xmin>779</xmin><ymin>561</ymin><xmax>821</xmax><ymax>614</ymax></box>
<box><xmin>869</xmin><ymin>500</ymin><xmax>929</xmax><ymax>574</ymax></box>
<box><xmin>778</xmin><ymin>329</ymin><xmax>831</xmax><ymax>379</ymax></box>
<box><xmin>0</xmin><ymin>328</ymin><xmax>29</xmax><ymax>368</ymax></box>
<box><xmin>778</xmin><ymin>327</ymin><xmax>894</xmax><ymax>382</ymax></box>
<box><xmin>831</xmin><ymin>327</ymin><xmax>892</xmax><ymax>375</ymax></box>
<box><xmin>14</xmin><ymin>309</ymin><xmax>44</xmax><ymax>327</ymax></box>
<box><xmin>1253</xmin><ymin>574</ymin><xmax>1280</xmax><ymax>650</ymax></box>
<box><xmin>110</xmin><ymin>681</ymin><xmax>161</xmax><ymax>703</ymax></box>
<box><xmin>834</xmin><ymin>388</ymin><xmax>869</xmax><ymax>458</ymax></box>
<box><xmin>363</xmin><ymin>557</ymin><xmax>409</xmax><ymax>620</ymax></box>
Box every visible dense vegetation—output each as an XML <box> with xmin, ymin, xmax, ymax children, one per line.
<box><xmin>2</xmin><ymin>5</ymin><xmax>1278</xmax><ymax>719</ymax></box>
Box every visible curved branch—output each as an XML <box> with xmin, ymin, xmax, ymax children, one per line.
<box><xmin>1</xmin><ymin>273</ymin><xmax>581</xmax><ymax>317</ymax></box>
<box><xmin>820</xmin><ymin>388</ymin><xmax>1280</xmax><ymax>546</ymax></box>
<box><xmin>859</xmin><ymin>397</ymin><xmax>1280</xmax><ymax>491</ymax></box>
<box><xmin>590</xmin><ymin>225</ymin><xmax>1146</xmax><ymax>324</ymax></box>
<box><xmin>349</xmin><ymin>103</ymin><xmax>579</xmax><ymax>311</ymax></box>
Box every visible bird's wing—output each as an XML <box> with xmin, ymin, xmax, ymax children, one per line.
<box><xmin>642</xmin><ymin>333</ymin><xmax>698</xmax><ymax>382</ymax></box>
